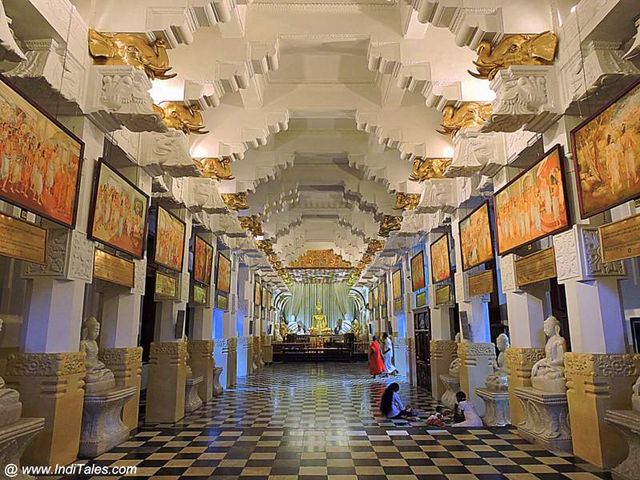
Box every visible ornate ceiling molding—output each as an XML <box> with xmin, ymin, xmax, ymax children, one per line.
<box><xmin>288</xmin><ymin>249</ymin><xmax>352</xmax><ymax>269</ymax></box>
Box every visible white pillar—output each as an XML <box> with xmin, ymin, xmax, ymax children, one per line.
<box><xmin>101</xmin><ymin>289</ymin><xmax>141</xmax><ymax>348</ymax></box>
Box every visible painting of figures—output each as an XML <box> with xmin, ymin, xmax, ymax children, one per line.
<box><xmin>193</xmin><ymin>235</ymin><xmax>213</xmax><ymax>285</ymax></box>
<box><xmin>254</xmin><ymin>278</ymin><xmax>261</xmax><ymax>306</ymax></box>
<box><xmin>90</xmin><ymin>160</ymin><xmax>149</xmax><ymax>258</ymax></box>
<box><xmin>0</xmin><ymin>77</ymin><xmax>83</xmax><ymax>227</ymax></box>
<box><xmin>392</xmin><ymin>268</ymin><xmax>402</xmax><ymax>299</ymax></box>
<box><xmin>410</xmin><ymin>251</ymin><xmax>425</xmax><ymax>292</ymax></box>
<box><xmin>372</xmin><ymin>284</ymin><xmax>379</xmax><ymax>308</ymax></box>
<box><xmin>155</xmin><ymin>206</ymin><xmax>186</xmax><ymax>272</ymax></box>
<box><xmin>459</xmin><ymin>202</ymin><xmax>494</xmax><ymax>271</ymax></box>
<box><xmin>572</xmin><ymin>80</ymin><xmax>640</xmax><ymax>218</ymax></box>
<box><xmin>430</xmin><ymin>235</ymin><xmax>452</xmax><ymax>283</ymax></box>
<box><xmin>216</xmin><ymin>252</ymin><xmax>231</xmax><ymax>293</ymax></box>
<box><xmin>494</xmin><ymin>145</ymin><xmax>569</xmax><ymax>255</ymax></box>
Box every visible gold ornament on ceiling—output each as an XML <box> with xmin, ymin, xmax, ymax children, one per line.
<box><xmin>239</xmin><ymin>215</ymin><xmax>263</xmax><ymax>237</ymax></box>
<box><xmin>194</xmin><ymin>158</ymin><xmax>235</xmax><ymax>180</ymax></box>
<box><xmin>379</xmin><ymin>215</ymin><xmax>403</xmax><ymax>238</ymax></box>
<box><xmin>88</xmin><ymin>29</ymin><xmax>176</xmax><ymax>80</ymax></box>
<box><xmin>288</xmin><ymin>249</ymin><xmax>352</xmax><ymax>269</ymax></box>
<box><xmin>222</xmin><ymin>192</ymin><xmax>249</xmax><ymax>211</ymax></box>
<box><xmin>437</xmin><ymin>103</ymin><xmax>492</xmax><ymax>136</ymax></box>
<box><xmin>469</xmin><ymin>32</ymin><xmax>559</xmax><ymax>80</ymax></box>
<box><xmin>394</xmin><ymin>192</ymin><xmax>421</xmax><ymax>211</ymax></box>
<box><xmin>366</xmin><ymin>239</ymin><xmax>385</xmax><ymax>256</ymax></box>
<box><xmin>409</xmin><ymin>157</ymin><xmax>452</xmax><ymax>182</ymax></box>
<box><xmin>154</xmin><ymin>102</ymin><xmax>209</xmax><ymax>135</ymax></box>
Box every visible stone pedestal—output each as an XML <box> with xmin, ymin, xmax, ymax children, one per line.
<box><xmin>79</xmin><ymin>386</ymin><xmax>136</xmax><ymax>458</ymax></box>
<box><xmin>0</xmin><ymin>418</ymin><xmax>45</xmax><ymax>480</ymax></box>
<box><xmin>187</xmin><ymin>340</ymin><xmax>214</xmax><ymax>403</ymax></box>
<box><xmin>4</xmin><ymin>352</ymin><xmax>86</xmax><ymax>466</ymax></box>
<box><xmin>477</xmin><ymin>388</ymin><xmax>511</xmax><ymax>426</ymax></box>
<box><xmin>458</xmin><ymin>342</ymin><xmax>495</xmax><ymax>416</ymax></box>
<box><xmin>145</xmin><ymin>341</ymin><xmax>187</xmax><ymax>424</ymax></box>
<box><xmin>213</xmin><ymin>367</ymin><xmax>223</xmax><ymax>397</ymax></box>
<box><xmin>439</xmin><ymin>374</ymin><xmax>460</xmax><ymax>410</ymax></box>
<box><xmin>99</xmin><ymin>347</ymin><xmax>142</xmax><ymax>434</ymax></box>
<box><xmin>506</xmin><ymin>348</ymin><xmax>545</xmax><ymax>426</ymax></box>
<box><xmin>514</xmin><ymin>387</ymin><xmax>572</xmax><ymax>452</ymax></box>
<box><xmin>262</xmin><ymin>336</ymin><xmax>273</xmax><ymax>365</ymax></box>
<box><xmin>430</xmin><ymin>340</ymin><xmax>457</xmax><ymax>401</ymax></box>
<box><xmin>565</xmin><ymin>353</ymin><xmax>640</xmax><ymax>468</ymax></box>
<box><xmin>605</xmin><ymin>409</ymin><xmax>640</xmax><ymax>480</ymax></box>
<box><xmin>184</xmin><ymin>375</ymin><xmax>203</xmax><ymax>413</ymax></box>
<box><xmin>226</xmin><ymin>338</ymin><xmax>237</xmax><ymax>388</ymax></box>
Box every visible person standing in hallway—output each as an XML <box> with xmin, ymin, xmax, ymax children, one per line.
<box><xmin>368</xmin><ymin>336</ymin><xmax>385</xmax><ymax>378</ymax></box>
<box><xmin>382</xmin><ymin>332</ymin><xmax>398</xmax><ymax>376</ymax></box>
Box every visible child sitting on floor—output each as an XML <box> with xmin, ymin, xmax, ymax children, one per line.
<box><xmin>452</xmin><ymin>391</ymin><xmax>483</xmax><ymax>427</ymax></box>
<box><xmin>426</xmin><ymin>405</ymin><xmax>446</xmax><ymax>427</ymax></box>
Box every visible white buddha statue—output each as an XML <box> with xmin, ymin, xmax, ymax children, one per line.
<box><xmin>632</xmin><ymin>376</ymin><xmax>640</xmax><ymax>412</ymax></box>
<box><xmin>80</xmin><ymin>317</ymin><xmax>116</xmax><ymax>394</ymax></box>
<box><xmin>531</xmin><ymin>316</ymin><xmax>567</xmax><ymax>393</ymax></box>
<box><xmin>0</xmin><ymin>318</ymin><xmax>22</xmax><ymax>427</ymax></box>
<box><xmin>448</xmin><ymin>333</ymin><xmax>462</xmax><ymax>377</ymax></box>
<box><xmin>485</xmin><ymin>333</ymin><xmax>510</xmax><ymax>391</ymax></box>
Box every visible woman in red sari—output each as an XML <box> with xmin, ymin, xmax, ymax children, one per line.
<box><xmin>369</xmin><ymin>336</ymin><xmax>385</xmax><ymax>378</ymax></box>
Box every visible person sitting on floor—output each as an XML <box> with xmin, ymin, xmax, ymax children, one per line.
<box><xmin>426</xmin><ymin>405</ymin><xmax>446</xmax><ymax>427</ymax></box>
<box><xmin>380</xmin><ymin>382</ymin><xmax>415</xmax><ymax>419</ymax></box>
<box><xmin>452</xmin><ymin>391</ymin><xmax>483</xmax><ymax>427</ymax></box>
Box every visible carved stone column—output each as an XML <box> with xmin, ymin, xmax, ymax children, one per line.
<box><xmin>226</xmin><ymin>337</ymin><xmax>237</xmax><ymax>388</ymax></box>
<box><xmin>565</xmin><ymin>353</ymin><xmax>640</xmax><ymax>468</ymax></box>
<box><xmin>430</xmin><ymin>340</ymin><xmax>457</xmax><ymax>400</ymax></box>
<box><xmin>4</xmin><ymin>352</ymin><xmax>86</xmax><ymax>466</ymax></box>
<box><xmin>145</xmin><ymin>341</ymin><xmax>188</xmax><ymax>424</ymax></box>
<box><xmin>99</xmin><ymin>347</ymin><xmax>143</xmax><ymax>433</ymax></box>
<box><xmin>187</xmin><ymin>340</ymin><xmax>214</xmax><ymax>403</ymax></box>
<box><xmin>506</xmin><ymin>348</ymin><xmax>545</xmax><ymax>426</ymax></box>
<box><xmin>262</xmin><ymin>335</ymin><xmax>273</xmax><ymax>365</ymax></box>
<box><xmin>458</xmin><ymin>342</ymin><xmax>495</xmax><ymax>416</ymax></box>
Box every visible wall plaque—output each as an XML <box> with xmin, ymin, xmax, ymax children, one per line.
<box><xmin>468</xmin><ymin>270</ymin><xmax>494</xmax><ymax>297</ymax></box>
<box><xmin>155</xmin><ymin>271</ymin><xmax>178</xmax><ymax>299</ymax></box>
<box><xmin>0</xmin><ymin>213</ymin><xmax>47</xmax><ymax>264</ymax></box>
<box><xmin>415</xmin><ymin>291</ymin><xmax>427</xmax><ymax>308</ymax></box>
<box><xmin>435</xmin><ymin>285</ymin><xmax>452</xmax><ymax>306</ymax></box>
<box><xmin>515</xmin><ymin>247</ymin><xmax>557</xmax><ymax>287</ymax></box>
<box><xmin>94</xmin><ymin>249</ymin><xmax>134</xmax><ymax>288</ymax></box>
<box><xmin>599</xmin><ymin>213</ymin><xmax>640</xmax><ymax>263</ymax></box>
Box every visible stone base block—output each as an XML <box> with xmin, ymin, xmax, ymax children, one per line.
<box><xmin>439</xmin><ymin>374</ymin><xmax>459</xmax><ymax>410</ymax></box>
<box><xmin>79</xmin><ymin>386</ymin><xmax>136</xmax><ymax>458</ymax></box>
<box><xmin>477</xmin><ymin>388</ymin><xmax>510</xmax><ymax>427</ymax></box>
<box><xmin>187</xmin><ymin>340</ymin><xmax>214</xmax><ymax>403</ymax></box>
<box><xmin>185</xmin><ymin>376</ymin><xmax>203</xmax><ymax>413</ymax></box>
<box><xmin>145</xmin><ymin>342</ymin><xmax>187</xmax><ymax>424</ymax></box>
<box><xmin>430</xmin><ymin>340</ymin><xmax>458</xmax><ymax>401</ymax></box>
<box><xmin>0</xmin><ymin>418</ymin><xmax>45</xmax><ymax>480</ymax></box>
<box><xmin>514</xmin><ymin>387</ymin><xmax>572</xmax><ymax>453</ymax></box>
<box><xmin>605</xmin><ymin>409</ymin><xmax>640</xmax><ymax>480</ymax></box>
<box><xmin>213</xmin><ymin>367</ymin><xmax>223</xmax><ymax>397</ymax></box>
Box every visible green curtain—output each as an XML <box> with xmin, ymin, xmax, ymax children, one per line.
<box><xmin>284</xmin><ymin>282</ymin><xmax>356</xmax><ymax>329</ymax></box>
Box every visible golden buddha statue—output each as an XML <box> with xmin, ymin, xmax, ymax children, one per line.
<box><xmin>310</xmin><ymin>304</ymin><xmax>331</xmax><ymax>336</ymax></box>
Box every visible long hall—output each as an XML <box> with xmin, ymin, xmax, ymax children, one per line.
<box><xmin>0</xmin><ymin>1</ymin><xmax>640</xmax><ymax>479</ymax></box>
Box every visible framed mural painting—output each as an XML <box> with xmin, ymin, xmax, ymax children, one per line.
<box><xmin>494</xmin><ymin>145</ymin><xmax>570</xmax><ymax>256</ymax></box>
<box><xmin>193</xmin><ymin>235</ymin><xmax>214</xmax><ymax>285</ymax></box>
<box><xmin>380</xmin><ymin>280</ymin><xmax>387</xmax><ymax>306</ymax></box>
<box><xmin>154</xmin><ymin>206</ymin><xmax>186</xmax><ymax>272</ymax></box>
<box><xmin>459</xmin><ymin>201</ymin><xmax>494</xmax><ymax>271</ymax></box>
<box><xmin>410</xmin><ymin>250</ymin><xmax>426</xmax><ymax>292</ymax></box>
<box><xmin>216</xmin><ymin>252</ymin><xmax>231</xmax><ymax>294</ymax></box>
<box><xmin>392</xmin><ymin>268</ymin><xmax>402</xmax><ymax>300</ymax></box>
<box><xmin>571</xmin><ymin>79</ymin><xmax>640</xmax><ymax>218</ymax></box>
<box><xmin>372</xmin><ymin>284</ymin><xmax>379</xmax><ymax>308</ymax></box>
<box><xmin>89</xmin><ymin>160</ymin><xmax>149</xmax><ymax>259</ymax></box>
<box><xmin>430</xmin><ymin>235</ymin><xmax>452</xmax><ymax>284</ymax></box>
<box><xmin>254</xmin><ymin>278</ymin><xmax>261</xmax><ymax>307</ymax></box>
<box><xmin>0</xmin><ymin>76</ymin><xmax>84</xmax><ymax>228</ymax></box>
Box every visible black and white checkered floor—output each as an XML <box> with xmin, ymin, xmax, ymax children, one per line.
<box><xmin>78</xmin><ymin>363</ymin><xmax>612</xmax><ymax>479</ymax></box>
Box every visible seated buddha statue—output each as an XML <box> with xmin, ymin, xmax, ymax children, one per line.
<box><xmin>531</xmin><ymin>316</ymin><xmax>567</xmax><ymax>393</ymax></box>
<box><xmin>0</xmin><ymin>318</ymin><xmax>22</xmax><ymax>427</ymax></box>
<box><xmin>632</xmin><ymin>375</ymin><xmax>640</xmax><ymax>412</ymax></box>
<box><xmin>80</xmin><ymin>317</ymin><xmax>116</xmax><ymax>394</ymax></box>
<box><xmin>310</xmin><ymin>304</ymin><xmax>330</xmax><ymax>335</ymax></box>
<box><xmin>448</xmin><ymin>333</ymin><xmax>462</xmax><ymax>377</ymax></box>
<box><xmin>485</xmin><ymin>333</ymin><xmax>510</xmax><ymax>391</ymax></box>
